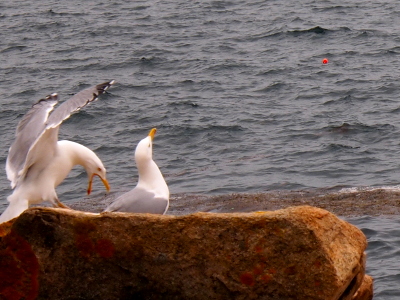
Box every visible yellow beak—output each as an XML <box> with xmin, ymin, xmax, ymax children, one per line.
<box><xmin>148</xmin><ymin>128</ymin><xmax>157</xmax><ymax>140</ymax></box>
<box><xmin>87</xmin><ymin>174</ymin><xmax>110</xmax><ymax>195</ymax></box>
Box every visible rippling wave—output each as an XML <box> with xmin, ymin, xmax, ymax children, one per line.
<box><xmin>1</xmin><ymin>0</ymin><xmax>400</xmax><ymax>297</ymax></box>
<box><xmin>349</xmin><ymin>216</ymin><xmax>400</xmax><ymax>299</ymax></box>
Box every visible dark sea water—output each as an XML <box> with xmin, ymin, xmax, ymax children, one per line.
<box><xmin>1</xmin><ymin>0</ymin><xmax>400</xmax><ymax>297</ymax></box>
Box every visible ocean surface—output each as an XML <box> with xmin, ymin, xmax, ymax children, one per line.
<box><xmin>1</xmin><ymin>0</ymin><xmax>400</xmax><ymax>297</ymax></box>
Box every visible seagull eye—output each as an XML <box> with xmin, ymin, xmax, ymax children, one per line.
<box><xmin>97</xmin><ymin>167</ymin><xmax>102</xmax><ymax>172</ymax></box>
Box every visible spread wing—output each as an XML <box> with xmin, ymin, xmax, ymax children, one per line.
<box><xmin>104</xmin><ymin>187</ymin><xmax>169</xmax><ymax>214</ymax></box>
<box><xmin>6</xmin><ymin>94</ymin><xmax>58</xmax><ymax>188</ymax></box>
<box><xmin>46</xmin><ymin>80</ymin><xmax>115</xmax><ymax>130</ymax></box>
<box><xmin>5</xmin><ymin>80</ymin><xmax>115</xmax><ymax>188</ymax></box>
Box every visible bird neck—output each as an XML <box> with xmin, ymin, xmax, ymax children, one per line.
<box><xmin>56</xmin><ymin>140</ymin><xmax>98</xmax><ymax>179</ymax></box>
<box><xmin>137</xmin><ymin>159</ymin><xmax>169</xmax><ymax>197</ymax></box>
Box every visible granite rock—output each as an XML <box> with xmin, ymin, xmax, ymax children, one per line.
<box><xmin>0</xmin><ymin>205</ymin><xmax>370</xmax><ymax>299</ymax></box>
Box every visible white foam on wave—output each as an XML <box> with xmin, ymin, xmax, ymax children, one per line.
<box><xmin>338</xmin><ymin>185</ymin><xmax>400</xmax><ymax>194</ymax></box>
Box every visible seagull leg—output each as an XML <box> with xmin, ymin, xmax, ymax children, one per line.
<box><xmin>54</xmin><ymin>198</ymin><xmax>71</xmax><ymax>209</ymax></box>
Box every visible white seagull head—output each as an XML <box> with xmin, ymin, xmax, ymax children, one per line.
<box><xmin>135</xmin><ymin>128</ymin><xmax>156</xmax><ymax>164</ymax></box>
<box><xmin>85</xmin><ymin>156</ymin><xmax>110</xmax><ymax>195</ymax></box>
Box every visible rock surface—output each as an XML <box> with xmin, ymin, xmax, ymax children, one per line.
<box><xmin>352</xmin><ymin>275</ymin><xmax>373</xmax><ymax>300</ymax></box>
<box><xmin>0</xmin><ymin>205</ymin><xmax>371</xmax><ymax>299</ymax></box>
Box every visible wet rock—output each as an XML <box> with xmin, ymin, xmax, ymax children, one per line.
<box><xmin>0</xmin><ymin>206</ymin><xmax>370</xmax><ymax>299</ymax></box>
<box><xmin>352</xmin><ymin>275</ymin><xmax>373</xmax><ymax>300</ymax></box>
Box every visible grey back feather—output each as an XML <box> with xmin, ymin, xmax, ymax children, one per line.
<box><xmin>104</xmin><ymin>187</ymin><xmax>169</xmax><ymax>214</ymax></box>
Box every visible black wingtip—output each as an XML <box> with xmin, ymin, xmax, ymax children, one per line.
<box><xmin>35</xmin><ymin>93</ymin><xmax>58</xmax><ymax>106</ymax></box>
<box><xmin>96</xmin><ymin>80</ymin><xmax>115</xmax><ymax>96</ymax></box>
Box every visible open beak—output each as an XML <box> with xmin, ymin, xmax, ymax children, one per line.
<box><xmin>87</xmin><ymin>173</ymin><xmax>110</xmax><ymax>195</ymax></box>
<box><xmin>148</xmin><ymin>128</ymin><xmax>157</xmax><ymax>140</ymax></box>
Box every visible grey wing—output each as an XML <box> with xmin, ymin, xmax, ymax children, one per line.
<box><xmin>45</xmin><ymin>80</ymin><xmax>115</xmax><ymax>129</ymax></box>
<box><xmin>6</xmin><ymin>94</ymin><xmax>58</xmax><ymax>188</ymax></box>
<box><xmin>5</xmin><ymin>80</ymin><xmax>114</xmax><ymax>188</ymax></box>
<box><xmin>104</xmin><ymin>187</ymin><xmax>169</xmax><ymax>214</ymax></box>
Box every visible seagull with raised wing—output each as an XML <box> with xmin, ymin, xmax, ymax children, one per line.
<box><xmin>104</xmin><ymin>128</ymin><xmax>169</xmax><ymax>214</ymax></box>
<box><xmin>0</xmin><ymin>80</ymin><xmax>115</xmax><ymax>223</ymax></box>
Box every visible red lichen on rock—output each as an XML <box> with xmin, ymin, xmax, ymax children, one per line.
<box><xmin>253</xmin><ymin>266</ymin><xmax>263</xmax><ymax>276</ymax></box>
<box><xmin>254</xmin><ymin>245</ymin><xmax>263</xmax><ymax>253</ymax></box>
<box><xmin>73</xmin><ymin>219</ymin><xmax>115</xmax><ymax>259</ymax></box>
<box><xmin>284</xmin><ymin>265</ymin><xmax>297</xmax><ymax>275</ymax></box>
<box><xmin>261</xmin><ymin>274</ymin><xmax>272</xmax><ymax>283</ymax></box>
<box><xmin>75</xmin><ymin>234</ymin><xmax>95</xmax><ymax>258</ymax></box>
<box><xmin>95</xmin><ymin>239</ymin><xmax>115</xmax><ymax>258</ymax></box>
<box><xmin>313</xmin><ymin>260</ymin><xmax>322</xmax><ymax>268</ymax></box>
<box><xmin>240</xmin><ymin>272</ymin><xmax>255</xmax><ymax>286</ymax></box>
<box><xmin>268</xmin><ymin>268</ymin><xmax>277</xmax><ymax>274</ymax></box>
<box><xmin>0</xmin><ymin>220</ymin><xmax>14</xmax><ymax>238</ymax></box>
<box><xmin>0</xmin><ymin>230</ymin><xmax>39</xmax><ymax>300</ymax></box>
